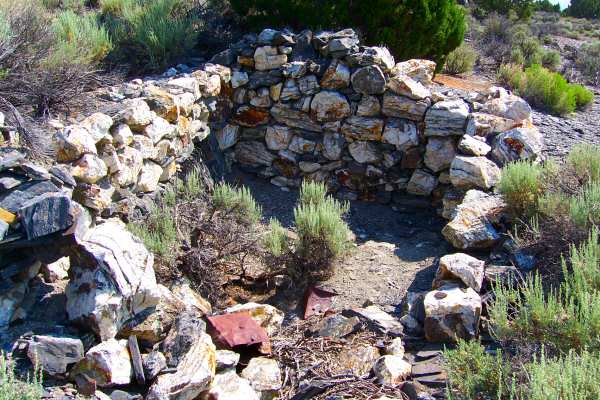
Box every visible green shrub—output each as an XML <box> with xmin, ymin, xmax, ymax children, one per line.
<box><xmin>568</xmin><ymin>143</ymin><xmax>600</xmax><ymax>183</ymax></box>
<box><xmin>510</xmin><ymin>47</ymin><xmax>526</xmax><ymax>65</ymax></box>
<box><xmin>569</xmin><ymin>182</ymin><xmax>600</xmax><ymax>228</ymax></box>
<box><xmin>443</xmin><ymin>43</ymin><xmax>477</xmax><ymax>75</ymax></box>
<box><xmin>293</xmin><ymin>184</ymin><xmax>351</xmax><ymax>277</ymax></box>
<box><xmin>567</xmin><ymin>0</ymin><xmax>600</xmax><ymax>19</ymax></box>
<box><xmin>50</xmin><ymin>10</ymin><xmax>112</xmax><ymax>66</ymax></box>
<box><xmin>444</xmin><ymin>340</ymin><xmax>511</xmax><ymax>399</ymax></box>
<box><xmin>299</xmin><ymin>181</ymin><xmax>328</xmax><ymax>207</ymax></box>
<box><xmin>501</xmin><ymin>64</ymin><xmax>594</xmax><ymax>115</ymax></box>
<box><xmin>498</xmin><ymin>160</ymin><xmax>544</xmax><ymax>216</ymax></box>
<box><xmin>538</xmin><ymin>191</ymin><xmax>570</xmax><ymax>217</ymax></box>
<box><xmin>474</xmin><ymin>0</ymin><xmax>535</xmax><ymax>19</ymax></box>
<box><xmin>490</xmin><ymin>228</ymin><xmax>600</xmax><ymax>352</ymax></box>
<box><xmin>230</xmin><ymin>0</ymin><xmax>466</xmax><ymax>68</ymax></box>
<box><xmin>541</xmin><ymin>49</ymin><xmax>561</xmax><ymax>71</ymax></box>
<box><xmin>101</xmin><ymin>0</ymin><xmax>199</xmax><ymax>72</ymax></box>
<box><xmin>175</xmin><ymin>166</ymin><xmax>204</xmax><ymax>200</ymax></box>
<box><xmin>212</xmin><ymin>183</ymin><xmax>262</xmax><ymax>225</ymax></box>
<box><xmin>127</xmin><ymin>195</ymin><xmax>178</xmax><ymax>258</ymax></box>
<box><xmin>263</xmin><ymin>218</ymin><xmax>289</xmax><ymax>257</ymax></box>
<box><xmin>0</xmin><ymin>354</ymin><xmax>42</xmax><ymax>400</ymax></box>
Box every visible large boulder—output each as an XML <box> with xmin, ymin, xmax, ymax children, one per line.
<box><xmin>442</xmin><ymin>190</ymin><xmax>506</xmax><ymax>249</ymax></box>
<box><xmin>26</xmin><ymin>335</ymin><xmax>84</xmax><ymax>376</ymax></box>
<box><xmin>492</xmin><ymin>127</ymin><xmax>544</xmax><ymax>165</ymax></box>
<box><xmin>423</xmin><ymin>283</ymin><xmax>482</xmax><ymax>342</ymax></box>
<box><xmin>433</xmin><ymin>253</ymin><xmax>485</xmax><ymax>292</ymax></box>
<box><xmin>391</xmin><ymin>59</ymin><xmax>436</xmax><ymax>85</ymax></box>
<box><xmin>66</xmin><ymin>219</ymin><xmax>161</xmax><ymax>341</ymax></box>
<box><xmin>147</xmin><ymin>332</ymin><xmax>216</xmax><ymax>400</ymax></box>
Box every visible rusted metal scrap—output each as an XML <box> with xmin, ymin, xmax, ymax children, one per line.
<box><xmin>207</xmin><ymin>312</ymin><xmax>270</xmax><ymax>353</ymax></box>
<box><xmin>304</xmin><ymin>286</ymin><xmax>338</xmax><ymax>319</ymax></box>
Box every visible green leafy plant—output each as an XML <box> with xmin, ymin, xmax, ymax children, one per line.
<box><xmin>230</xmin><ymin>0</ymin><xmax>466</xmax><ymax>68</ymax></box>
<box><xmin>498</xmin><ymin>160</ymin><xmax>545</xmax><ymax>216</ymax></box>
<box><xmin>0</xmin><ymin>353</ymin><xmax>43</xmax><ymax>400</ymax></box>
<box><xmin>569</xmin><ymin>182</ymin><xmax>600</xmax><ymax>228</ymax></box>
<box><xmin>443</xmin><ymin>42</ymin><xmax>477</xmax><ymax>75</ymax></box>
<box><xmin>541</xmin><ymin>49</ymin><xmax>560</xmax><ymax>71</ymax></box>
<box><xmin>263</xmin><ymin>218</ymin><xmax>289</xmax><ymax>257</ymax></box>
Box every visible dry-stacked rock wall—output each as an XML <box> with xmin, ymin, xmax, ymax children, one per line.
<box><xmin>211</xmin><ymin>28</ymin><xmax>544</xmax><ymax>204</ymax></box>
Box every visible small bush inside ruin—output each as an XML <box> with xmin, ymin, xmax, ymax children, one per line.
<box><xmin>212</xmin><ymin>182</ymin><xmax>262</xmax><ymax>225</ymax></box>
<box><xmin>498</xmin><ymin>160</ymin><xmax>545</xmax><ymax>217</ymax></box>
<box><xmin>568</xmin><ymin>143</ymin><xmax>600</xmax><ymax>183</ymax></box>
<box><xmin>263</xmin><ymin>218</ymin><xmax>289</xmax><ymax>258</ymax></box>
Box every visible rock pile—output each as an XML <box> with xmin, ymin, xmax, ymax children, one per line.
<box><xmin>210</xmin><ymin>28</ymin><xmax>543</xmax><ymax>205</ymax></box>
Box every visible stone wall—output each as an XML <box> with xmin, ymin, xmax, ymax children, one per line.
<box><xmin>210</xmin><ymin>28</ymin><xmax>544</xmax><ymax>205</ymax></box>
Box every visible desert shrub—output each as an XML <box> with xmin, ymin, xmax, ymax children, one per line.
<box><xmin>498</xmin><ymin>160</ymin><xmax>545</xmax><ymax>216</ymax></box>
<box><xmin>481</xmin><ymin>12</ymin><xmax>512</xmax><ymax>44</ymax></box>
<box><xmin>51</xmin><ymin>10</ymin><xmax>112</xmax><ymax>65</ymax></box>
<box><xmin>42</xmin><ymin>0</ymin><xmax>86</xmax><ymax>11</ymax></box>
<box><xmin>474</xmin><ymin>0</ymin><xmax>535</xmax><ymax>19</ymax></box>
<box><xmin>538</xmin><ymin>191</ymin><xmax>570</xmax><ymax>217</ymax></box>
<box><xmin>100</xmin><ymin>0</ymin><xmax>200</xmax><ymax>72</ymax></box>
<box><xmin>490</xmin><ymin>228</ymin><xmax>600</xmax><ymax>352</ymax></box>
<box><xmin>576</xmin><ymin>41</ymin><xmax>600</xmax><ymax>84</ymax></box>
<box><xmin>501</xmin><ymin>64</ymin><xmax>594</xmax><ymax>115</ymax></box>
<box><xmin>541</xmin><ymin>49</ymin><xmax>561</xmax><ymax>71</ymax></box>
<box><xmin>293</xmin><ymin>184</ymin><xmax>351</xmax><ymax>277</ymax></box>
<box><xmin>569</xmin><ymin>182</ymin><xmax>600</xmax><ymax>228</ymax></box>
<box><xmin>510</xmin><ymin>47</ymin><xmax>526</xmax><ymax>65</ymax></box>
<box><xmin>212</xmin><ymin>183</ymin><xmax>262</xmax><ymax>225</ymax></box>
<box><xmin>567</xmin><ymin>0</ymin><xmax>600</xmax><ymax>19</ymax></box>
<box><xmin>230</xmin><ymin>0</ymin><xmax>466</xmax><ymax>68</ymax></box>
<box><xmin>299</xmin><ymin>180</ymin><xmax>328</xmax><ymax>207</ymax></box>
<box><xmin>533</xmin><ymin>0</ymin><xmax>561</xmax><ymax>12</ymax></box>
<box><xmin>263</xmin><ymin>219</ymin><xmax>289</xmax><ymax>257</ymax></box>
<box><xmin>444</xmin><ymin>340</ymin><xmax>511</xmax><ymax>399</ymax></box>
<box><xmin>176</xmin><ymin>166</ymin><xmax>204</xmax><ymax>200</ymax></box>
<box><xmin>568</xmin><ymin>143</ymin><xmax>600</xmax><ymax>183</ymax></box>
<box><xmin>0</xmin><ymin>354</ymin><xmax>42</xmax><ymax>400</ymax></box>
<box><xmin>443</xmin><ymin>43</ymin><xmax>477</xmax><ymax>74</ymax></box>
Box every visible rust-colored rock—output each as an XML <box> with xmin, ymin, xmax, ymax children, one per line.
<box><xmin>232</xmin><ymin>106</ymin><xmax>270</xmax><ymax>127</ymax></box>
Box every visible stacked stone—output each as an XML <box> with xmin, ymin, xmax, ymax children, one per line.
<box><xmin>53</xmin><ymin>66</ymin><xmax>230</xmax><ymax>217</ymax></box>
<box><xmin>212</xmin><ymin>28</ymin><xmax>544</xmax><ymax>203</ymax></box>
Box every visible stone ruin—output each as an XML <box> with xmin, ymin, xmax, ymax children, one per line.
<box><xmin>0</xmin><ymin>27</ymin><xmax>546</xmax><ymax>400</ymax></box>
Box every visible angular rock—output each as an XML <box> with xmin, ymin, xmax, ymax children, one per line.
<box><xmin>458</xmin><ymin>135</ymin><xmax>491</xmax><ymax>156</ymax></box>
<box><xmin>320</xmin><ymin>59</ymin><xmax>351</xmax><ymax>89</ymax></box>
<box><xmin>349</xmin><ymin>305</ymin><xmax>403</xmax><ymax>336</ymax></box>
<box><xmin>147</xmin><ymin>332</ymin><xmax>216</xmax><ymax>400</ymax></box>
<box><xmin>348</xmin><ymin>141</ymin><xmax>381</xmax><ymax>163</ymax></box>
<box><xmin>56</xmin><ymin>125</ymin><xmax>98</xmax><ymax>162</ymax></box>
<box><xmin>194</xmin><ymin>71</ymin><xmax>222</xmax><ymax>98</ymax></box>
<box><xmin>288</xmin><ymin>136</ymin><xmax>316</xmax><ymax>154</ymax></box>
<box><xmin>483</xmin><ymin>94</ymin><xmax>532</xmax><ymax>123</ymax></box>
<box><xmin>298</xmin><ymin>74</ymin><xmax>320</xmax><ymax>95</ymax></box>
<box><xmin>66</xmin><ymin>219</ymin><xmax>160</xmax><ymax>340</ymax></box>
<box><xmin>0</xmin><ymin>150</ymin><xmax>25</xmax><ymax>172</ymax></box>
<box><xmin>19</xmin><ymin>192</ymin><xmax>73</xmax><ymax>240</ymax></box>
<box><xmin>337</xmin><ymin>345</ymin><xmax>380</xmax><ymax>376</ymax></box>
<box><xmin>232</xmin><ymin>106</ymin><xmax>270</xmax><ymax>128</ymax></box>
<box><xmin>442</xmin><ymin>189</ymin><xmax>506</xmax><ymax>249</ymax></box>
<box><xmin>71</xmin><ymin>339</ymin><xmax>133</xmax><ymax>387</ymax></box>
<box><xmin>280</xmin><ymin>79</ymin><xmax>301</xmax><ymax>101</ymax></box>
<box><xmin>282</xmin><ymin>61</ymin><xmax>308</xmax><ymax>79</ymax></box>
<box><xmin>492</xmin><ymin>127</ymin><xmax>544</xmax><ymax>165</ymax></box>
<box><xmin>224</xmin><ymin>302</ymin><xmax>284</xmax><ymax>336</ymax></box>
<box><xmin>299</xmin><ymin>161</ymin><xmax>321</xmax><ymax>173</ymax></box>
<box><xmin>388</xmin><ymin>75</ymin><xmax>431</xmax><ymax>100</ymax></box>
<box><xmin>382</xmin><ymin>119</ymin><xmax>419</xmax><ymax>150</ymax></box>
<box><xmin>323</xmin><ymin>133</ymin><xmax>345</xmax><ymax>160</ymax></box>
<box><xmin>271</xmin><ymin>104</ymin><xmax>322</xmax><ymax>132</ymax></box>
<box><xmin>466</xmin><ymin>112</ymin><xmax>517</xmax><ymax>138</ymax></box>
<box><xmin>449</xmin><ymin>156</ymin><xmax>501</xmax><ymax>190</ymax></box>
<box><xmin>162</xmin><ymin>311</ymin><xmax>207</xmax><ymax>367</ymax></box>
<box><xmin>265</xmin><ymin>125</ymin><xmax>293</xmax><ymax>151</ymax></box>
<box><xmin>372</xmin><ymin>355</ymin><xmax>412</xmax><ymax>385</ymax></box>
<box><xmin>145</xmin><ymin>117</ymin><xmax>176</xmax><ymax>144</ymax></box>
<box><xmin>247</xmin><ymin>70</ymin><xmax>283</xmax><ymax>90</ymax></box>
<box><xmin>113</xmin><ymin>147</ymin><xmax>144</xmax><ymax>187</ymax></box>
<box><xmin>71</xmin><ymin>154</ymin><xmax>108</xmax><ymax>184</ymax></box>
<box><xmin>117</xmin><ymin>99</ymin><xmax>153</xmax><ymax>131</ymax></box>
<box><xmin>137</xmin><ymin>161</ymin><xmax>163</xmax><ymax>193</ymax></box>
<box><xmin>310</xmin><ymin>91</ymin><xmax>351</xmax><ymax>122</ymax></box>
<box><xmin>424</xmin><ymin>137</ymin><xmax>457</xmax><ymax>173</ymax></box>
<box><xmin>311</xmin><ymin>314</ymin><xmax>360</xmax><ymax>338</ymax></box>
<box><xmin>216</xmin><ymin>124</ymin><xmax>240</xmax><ymax>150</ymax></box>
<box><xmin>254</xmin><ymin>46</ymin><xmax>287</xmax><ymax>71</ymax></box>
<box><xmin>424</xmin><ymin>100</ymin><xmax>469</xmax><ymax>136</ymax></box>
<box><xmin>382</xmin><ymin>93</ymin><xmax>430</xmax><ymax>121</ymax></box>
<box><xmin>351</xmin><ymin>65</ymin><xmax>387</xmax><ymax>95</ymax></box>
<box><xmin>423</xmin><ymin>283</ymin><xmax>482</xmax><ymax>342</ymax></box>
<box><xmin>385</xmin><ymin>337</ymin><xmax>405</xmax><ymax>358</ymax></box>
<box><xmin>356</xmin><ymin>95</ymin><xmax>381</xmax><ymax>117</ymax></box>
<box><xmin>433</xmin><ymin>253</ymin><xmax>485</xmax><ymax>292</ymax></box>
<box><xmin>350</xmin><ymin>46</ymin><xmax>395</xmax><ymax>71</ymax></box>
<box><xmin>73</xmin><ymin>181</ymin><xmax>115</xmax><ymax>211</ymax></box>
<box><xmin>215</xmin><ymin>350</ymin><xmax>240</xmax><ymax>371</ymax></box>
<box><xmin>81</xmin><ymin>113</ymin><xmax>113</xmax><ymax>143</ymax></box>
<box><xmin>407</xmin><ymin>170</ymin><xmax>437</xmax><ymax>196</ymax></box>
<box><xmin>240</xmin><ymin>357</ymin><xmax>282</xmax><ymax>397</ymax></box>
<box><xmin>231</xmin><ymin>71</ymin><xmax>249</xmax><ymax>89</ymax></box>
<box><xmin>391</xmin><ymin>59</ymin><xmax>436</xmax><ymax>85</ymax></box>
<box><xmin>341</xmin><ymin>116</ymin><xmax>384</xmax><ymax>141</ymax></box>
<box><xmin>202</xmin><ymin>370</ymin><xmax>259</xmax><ymax>400</ymax></box>
<box><xmin>235</xmin><ymin>141</ymin><xmax>276</xmax><ymax>167</ymax></box>
<box><xmin>143</xmin><ymin>351</ymin><xmax>167</xmax><ymax>382</ymax></box>
<box><xmin>26</xmin><ymin>335</ymin><xmax>84</xmax><ymax>376</ymax></box>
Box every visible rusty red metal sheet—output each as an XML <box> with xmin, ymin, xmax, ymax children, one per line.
<box><xmin>207</xmin><ymin>312</ymin><xmax>270</xmax><ymax>349</ymax></box>
<box><xmin>304</xmin><ymin>286</ymin><xmax>338</xmax><ymax>319</ymax></box>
